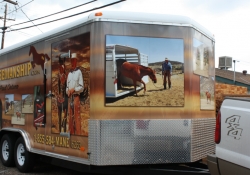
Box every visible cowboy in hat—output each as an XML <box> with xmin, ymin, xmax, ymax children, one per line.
<box><xmin>66</xmin><ymin>53</ymin><xmax>84</xmax><ymax>135</ymax></box>
<box><xmin>162</xmin><ymin>57</ymin><xmax>172</xmax><ymax>89</ymax></box>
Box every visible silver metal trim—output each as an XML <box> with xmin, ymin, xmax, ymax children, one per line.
<box><xmin>45</xmin><ymin>151</ymin><xmax>69</xmax><ymax>158</ymax></box>
<box><xmin>30</xmin><ymin>148</ymin><xmax>90</xmax><ymax>165</ymax></box>
<box><xmin>45</xmin><ymin>32</ymin><xmax>69</xmax><ymax>42</ymax></box>
<box><xmin>89</xmin><ymin>119</ymin><xmax>193</xmax><ymax>165</ymax></box>
<box><xmin>191</xmin><ymin>118</ymin><xmax>215</xmax><ymax>162</ymax></box>
<box><xmin>93</xmin><ymin>18</ymin><xmax>214</xmax><ymax>41</ymax></box>
<box><xmin>59</xmin><ymin>132</ymin><xmax>70</xmax><ymax>138</ymax></box>
<box><xmin>89</xmin><ymin>118</ymin><xmax>215</xmax><ymax>166</ymax></box>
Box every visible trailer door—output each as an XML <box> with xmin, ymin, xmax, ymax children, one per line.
<box><xmin>106</xmin><ymin>46</ymin><xmax>117</xmax><ymax>97</ymax></box>
<box><xmin>44</xmin><ymin>31</ymin><xmax>91</xmax><ymax>160</ymax></box>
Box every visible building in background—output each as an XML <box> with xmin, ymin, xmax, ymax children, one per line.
<box><xmin>215</xmin><ymin>56</ymin><xmax>250</xmax><ymax>93</ymax></box>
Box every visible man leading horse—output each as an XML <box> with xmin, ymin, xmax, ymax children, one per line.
<box><xmin>162</xmin><ymin>57</ymin><xmax>172</xmax><ymax>90</ymax></box>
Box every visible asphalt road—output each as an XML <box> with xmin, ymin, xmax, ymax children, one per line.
<box><xmin>0</xmin><ymin>156</ymin><xmax>210</xmax><ymax>175</ymax></box>
<box><xmin>0</xmin><ymin>160</ymin><xmax>84</xmax><ymax>175</ymax></box>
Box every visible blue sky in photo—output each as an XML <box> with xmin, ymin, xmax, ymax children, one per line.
<box><xmin>106</xmin><ymin>35</ymin><xmax>184</xmax><ymax>63</ymax></box>
<box><xmin>22</xmin><ymin>95</ymin><xmax>29</xmax><ymax>100</ymax></box>
<box><xmin>5</xmin><ymin>94</ymin><xmax>14</xmax><ymax>101</ymax></box>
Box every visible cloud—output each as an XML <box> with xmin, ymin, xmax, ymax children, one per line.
<box><xmin>182</xmin><ymin>0</ymin><xmax>250</xmax><ymax>15</ymax></box>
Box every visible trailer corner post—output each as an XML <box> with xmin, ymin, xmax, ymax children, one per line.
<box><xmin>43</xmin><ymin>58</ymin><xmax>49</xmax><ymax>124</ymax></box>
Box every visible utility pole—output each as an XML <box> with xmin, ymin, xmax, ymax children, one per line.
<box><xmin>3</xmin><ymin>0</ymin><xmax>18</xmax><ymax>5</ymax></box>
<box><xmin>233</xmin><ymin>60</ymin><xmax>235</xmax><ymax>84</ymax></box>
<box><xmin>1</xmin><ymin>4</ymin><xmax>7</xmax><ymax>49</ymax></box>
<box><xmin>233</xmin><ymin>59</ymin><xmax>240</xmax><ymax>85</ymax></box>
<box><xmin>1</xmin><ymin>0</ymin><xmax>18</xmax><ymax>49</ymax></box>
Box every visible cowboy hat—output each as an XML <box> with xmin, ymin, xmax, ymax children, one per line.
<box><xmin>71</xmin><ymin>53</ymin><xmax>77</xmax><ymax>58</ymax></box>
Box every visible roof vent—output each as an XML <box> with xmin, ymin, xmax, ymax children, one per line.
<box><xmin>219</xmin><ymin>56</ymin><xmax>232</xmax><ymax>70</ymax></box>
<box><xmin>243</xmin><ymin>70</ymin><xmax>247</xmax><ymax>75</ymax></box>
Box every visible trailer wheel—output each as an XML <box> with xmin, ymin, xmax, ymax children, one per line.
<box><xmin>14</xmin><ymin>137</ymin><xmax>35</xmax><ymax>172</ymax></box>
<box><xmin>0</xmin><ymin>134</ymin><xmax>15</xmax><ymax>166</ymax></box>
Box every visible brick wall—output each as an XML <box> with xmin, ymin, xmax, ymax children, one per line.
<box><xmin>215</xmin><ymin>83</ymin><xmax>248</xmax><ymax>113</ymax></box>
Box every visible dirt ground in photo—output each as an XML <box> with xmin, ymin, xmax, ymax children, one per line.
<box><xmin>106</xmin><ymin>73</ymin><xmax>184</xmax><ymax>106</ymax></box>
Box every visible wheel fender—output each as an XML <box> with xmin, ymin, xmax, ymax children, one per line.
<box><xmin>1</xmin><ymin>127</ymin><xmax>31</xmax><ymax>151</ymax></box>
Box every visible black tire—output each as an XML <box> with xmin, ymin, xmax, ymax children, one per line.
<box><xmin>14</xmin><ymin>137</ymin><xmax>35</xmax><ymax>172</ymax></box>
<box><xmin>0</xmin><ymin>134</ymin><xmax>15</xmax><ymax>166</ymax></box>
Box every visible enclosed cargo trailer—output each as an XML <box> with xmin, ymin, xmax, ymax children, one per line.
<box><xmin>0</xmin><ymin>11</ymin><xmax>215</xmax><ymax>172</ymax></box>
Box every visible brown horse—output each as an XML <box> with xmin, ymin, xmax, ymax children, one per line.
<box><xmin>119</xmin><ymin>62</ymin><xmax>157</xmax><ymax>96</ymax></box>
<box><xmin>5</xmin><ymin>101</ymin><xmax>10</xmax><ymax>113</ymax></box>
<box><xmin>57</xmin><ymin>56</ymin><xmax>68</xmax><ymax>133</ymax></box>
<box><xmin>29</xmin><ymin>46</ymin><xmax>51</xmax><ymax>71</ymax></box>
<box><xmin>16</xmin><ymin>111</ymin><xmax>21</xmax><ymax>120</ymax></box>
<box><xmin>206</xmin><ymin>91</ymin><xmax>211</xmax><ymax>104</ymax></box>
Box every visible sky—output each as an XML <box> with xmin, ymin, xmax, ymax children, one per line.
<box><xmin>1</xmin><ymin>0</ymin><xmax>250</xmax><ymax>72</ymax></box>
<box><xmin>106</xmin><ymin>35</ymin><xmax>184</xmax><ymax>63</ymax></box>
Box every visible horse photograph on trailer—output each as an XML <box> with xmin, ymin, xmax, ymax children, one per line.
<box><xmin>11</xmin><ymin>101</ymin><xmax>25</xmax><ymax>125</ymax></box>
<box><xmin>21</xmin><ymin>94</ymin><xmax>33</xmax><ymax>113</ymax></box>
<box><xmin>200</xmin><ymin>76</ymin><xmax>215</xmax><ymax>110</ymax></box>
<box><xmin>105</xmin><ymin>35</ymin><xmax>184</xmax><ymax>107</ymax></box>
<box><xmin>5</xmin><ymin>94</ymin><xmax>14</xmax><ymax>115</ymax></box>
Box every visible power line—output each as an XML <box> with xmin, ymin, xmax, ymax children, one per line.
<box><xmin>19</xmin><ymin>7</ymin><xmax>43</xmax><ymax>33</ymax></box>
<box><xmin>237</xmin><ymin>60</ymin><xmax>250</xmax><ymax>64</ymax></box>
<box><xmin>10</xmin><ymin>0</ymin><xmax>97</xmax><ymax>27</ymax></box>
<box><xmin>15</xmin><ymin>30</ymin><xmax>33</xmax><ymax>37</ymax></box>
<box><xmin>3</xmin><ymin>0</ymin><xmax>17</xmax><ymax>5</ymax></box>
<box><xmin>7</xmin><ymin>0</ymin><xmax>126</xmax><ymax>32</ymax></box>
<box><xmin>1</xmin><ymin>0</ymin><xmax>32</xmax><ymax>48</ymax></box>
<box><xmin>0</xmin><ymin>15</ymin><xmax>32</xmax><ymax>37</ymax></box>
<box><xmin>1</xmin><ymin>0</ymin><xmax>96</xmax><ymax>32</ymax></box>
<box><xmin>3</xmin><ymin>28</ymin><xmax>33</xmax><ymax>36</ymax></box>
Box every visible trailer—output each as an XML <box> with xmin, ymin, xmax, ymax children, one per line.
<box><xmin>0</xmin><ymin>11</ymin><xmax>215</xmax><ymax>173</ymax></box>
<box><xmin>106</xmin><ymin>44</ymin><xmax>148</xmax><ymax>98</ymax></box>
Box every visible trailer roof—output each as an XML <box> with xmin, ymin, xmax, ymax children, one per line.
<box><xmin>90</xmin><ymin>11</ymin><xmax>214</xmax><ymax>39</ymax></box>
<box><xmin>0</xmin><ymin>11</ymin><xmax>214</xmax><ymax>55</ymax></box>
